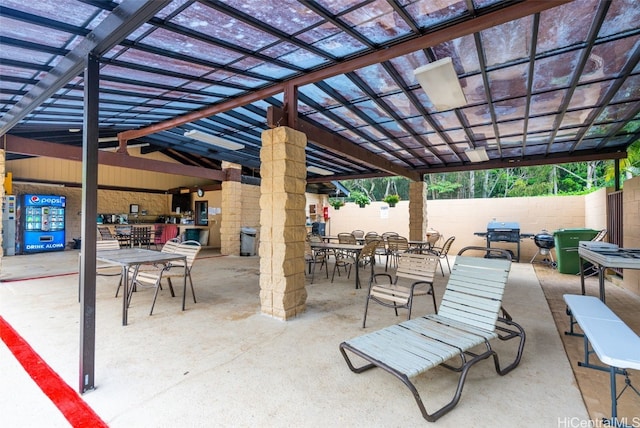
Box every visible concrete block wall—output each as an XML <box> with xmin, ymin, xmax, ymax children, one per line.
<box><xmin>7</xmin><ymin>184</ymin><xmax>170</xmax><ymax>246</ymax></box>
<box><xmin>329</xmin><ymin>194</ymin><xmax>595</xmax><ymax>263</ymax></box>
<box><xmin>623</xmin><ymin>176</ymin><xmax>640</xmax><ymax>294</ymax></box>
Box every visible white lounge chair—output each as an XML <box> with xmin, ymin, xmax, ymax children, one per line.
<box><xmin>339</xmin><ymin>247</ymin><xmax>526</xmax><ymax>422</ymax></box>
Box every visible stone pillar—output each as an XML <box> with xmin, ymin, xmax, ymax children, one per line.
<box><xmin>259</xmin><ymin>127</ymin><xmax>307</xmax><ymax>320</ymax></box>
<box><xmin>220</xmin><ymin>162</ymin><xmax>242</xmax><ymax>255</ymax></box>
<box><xmin>408</xmin><ymin>180</ymin><xmax>428</xmax><ymax>241</ymax></box>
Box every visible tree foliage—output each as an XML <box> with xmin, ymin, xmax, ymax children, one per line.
<box><xmin>338</xmin><ymin>140</ymin><xmax>640</xmax><ymax>199</ymax></box>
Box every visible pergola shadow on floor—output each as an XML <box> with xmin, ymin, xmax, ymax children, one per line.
<box><xmin>0</xmin><ymin>250</ymin><xmax>608</xmax><ymax>426</ymax></box>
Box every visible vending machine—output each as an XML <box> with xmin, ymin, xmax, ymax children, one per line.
<box><xmin>2</xmin><ymin>195</ymin><xmax>16</xmax><ymax>256</ymax></box>
<box><xmin>16</xmin><ymin>194</ymin><xmax>66</xmax><ymax>254</ymax></box>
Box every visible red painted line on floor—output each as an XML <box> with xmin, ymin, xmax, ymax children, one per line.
<box><xmin>0</xmin><ymin>254</ymin><xmax>227</xmax><ymax>283</ymax></box>
<box><xmin>0</xmin><ymin>316</ymin><xmax>108</xmax><ymax>428</ymax></box>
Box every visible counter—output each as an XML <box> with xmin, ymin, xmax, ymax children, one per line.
<box><xmin>97</xmin><ymin>223</ymin><xmax>210</xmax><ymax>246</ymax></box>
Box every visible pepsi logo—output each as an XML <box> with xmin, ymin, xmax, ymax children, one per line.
<box><xmin>30</xmin><ymin>195</ymin><xmax>40</xmax><ymax>203</ymax></box>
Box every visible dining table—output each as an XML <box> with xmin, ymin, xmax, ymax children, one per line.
<box><xmin>321</xmin><ymin>235</ymin><xmax>366</xmax><ymax>244</ymax></box>
<box><xmin>96</xmin><ymin>248</ymin><xmax>187</xmax><ymax>326</ymax></box>
<box><xmin>310</xmin><ymin>242</ymin><xmax>365</xmax><ymax>289</ymax></box>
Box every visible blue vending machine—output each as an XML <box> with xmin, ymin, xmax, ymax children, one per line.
<box><xmin>16</xmin><ymin>194</ymin><xmax>66</xmax><ymax>254</ymax></box>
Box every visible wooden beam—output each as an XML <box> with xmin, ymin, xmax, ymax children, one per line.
<box><xmin>5</xmin><ymin>135</ymin><xmax>226</xmax><ymax>181</ymax></box>
<box><xmin>118</xmin><ymin>1</ymin><xmax>569</xmax><ymax>142</ymax></box>
<box><xmin>417</xmin><ymin>150</ymin><xmax>628</xmax><ymax>174</ymax></box>
<box><xmin>268</xmin><ymin>107</ymin><xmax>422</xmax><ymax>181</ymax></box>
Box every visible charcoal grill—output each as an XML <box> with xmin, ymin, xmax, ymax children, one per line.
<box><xmin>530</xmin><ymin>230</ymin><xmax>557</xmax><ymax>267</ymax></box>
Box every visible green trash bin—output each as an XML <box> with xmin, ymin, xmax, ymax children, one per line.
<box><xmin>185</xmin><ymin>228</ymin><xmax>201</xmax><ymax>242</ymax></box>
<box><xmin>553</xmin><ymin>228</ymin><xmax>599</xmax><ymax>274</ymax></box>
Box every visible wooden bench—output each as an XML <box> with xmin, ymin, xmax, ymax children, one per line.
<box><xmin>563</xmin><ymin>294</ymin><xmax>640</xmax><ymax>426</ymax></box>
<box><xmin>362</xmin><ymin>252</ymin><xmax>439</xmax><ymax>327</ymax></box>
<box><xmin>340</xmin><ymin>247</ymin><xmax>526</xmax><ymax>422</ymax></box>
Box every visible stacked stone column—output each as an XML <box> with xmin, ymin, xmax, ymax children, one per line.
<box><xmin>220</xmin><ymin>162</ymin><xmax>242</xmax><ymax>255</ymax></box>
<box><xmin>408</xmin><ymin>180</ymin><xmax>428</xmax><ymax>241</ymax></box>
<box><xmin>259</xmin><ymin>127</ymin><xmax>307</xmax><ymax>320</ymax></box>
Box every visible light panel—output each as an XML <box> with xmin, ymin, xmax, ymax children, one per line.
<box><xmin>414</xmin><ymin>57</ymin><xmax>467</xmax><ymax>112</ymax></box>
<box><xmin>307</xmin><ymin>166</ymin><xmax>334</xmax><ymax>176</ymax></box>
<box><xmin>184</xmin><ymin>129</ymin><xmax>245</xmax><ymax>150</ymax></box>
<box><xmin>465</xmin><ymin>147</ymin><xmax>489</xmax><ymax>162</ymax></box>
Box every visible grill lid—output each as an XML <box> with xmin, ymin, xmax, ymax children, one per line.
<box><xmin>487</xmin><ymin>221</ymin><xmax>520</xmax><ymax>231</ymax></box>
<box><xmin>534</xmin><ymin>231</ymin><xmax>555</xmax><ymax>249</ymax></box>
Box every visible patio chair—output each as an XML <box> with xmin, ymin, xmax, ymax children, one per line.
<box><xmin>95</xmin><ymin>239</ymin><xmax>122</xmax><ymax>277</ymax></box>
<box><xmin>362</xmin><ymin>252</ymin><xmax>439</xmax><ymax>328</ymax></box>
<box><xmin>427</xmin><ymin>235</ymin><xmax>455</xmax><ymax>275</ymax></box>
<box><xmin>582</xmin><ymin>229</ymin><xmax>608</xmax><ymax>277</ymax></box>
<box><xmin>385</xmin><ymin>235</ymin><xmax>410</xmax><ymax>270</ymax></box>
<box><xmin>333</xmin><ymin>233</ymin><xmax>358</xmax><ymax>275</ymax></box>
<box><xmin>130</xmin><ymin>240</ymin><xmax>202</xmax><ymax>315</ymax></box>
<box><xmin>114</xmin><ymin>225</ymin><xmax>132</xmax><ymax>248</ymax></box>
<box><xmin>131</xmin><ymin>226</ymin><xmax>152</xmax><ymax>249</ymax></box>
<box><xmin>152</xmin><ymin>224</ymin><xmax>165</xmax><ymax>249</ymax></box>
<box><xmin>114</xmin><ymin>238</ymin><xmax>183</xmax><ymax>298</ymax></box>
<box><xmin>77</xmin><ymin>239</ymin><xmax>122</xmax><ymax>301</ymax></box>
<box><xmin>331</xmin><ymin>239</ymin><xmax>379</xmax><ymax>284</ymax></box>
<box><xmin>426</xmin><ymin>229</ymin><xmax>441</xmax><ymax>247</ymax></box>
<box><xmin>305</xmin><ymin>240</ymin><xmax>328</xmax><ymax>283</ymax></box>
<box><xmin>98</xmin><ymin>226</ymin><xmax>116</xmax><ymax>241</ymax></box>
<box><xmin>351</xmin><ymin>229</ymin><xmax>365</xmax><ymax>239</ymax></box>
<box><xmin>340</xmin><ymin>247</ymin><xmax>525</xmax><ymax>422</ymax></box>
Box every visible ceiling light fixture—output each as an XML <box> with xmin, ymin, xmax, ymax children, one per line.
<box><xmin>98</xmin><ymin>136</ymin><xmax>119</xmax><ymax>143</ymax></box>
<box><xmin>184</xmin><ymin>129</ymin><xmax>245</xmax><ymax>150</ymax></box>
<box><xmin>307</xmin><ymin>166</ymin><xmax>334</xmax><ymax>176</ymax></box>
<box><xmin>100</xmin><ymin>143</ymin><xmax>149</xmax><ymax>152</ymax></box>
<box><xmin>465</xmin><ymin>147</ymin><xmax>489</xmax><ymax>163</ymax></box>
<box><xmin>414</xmin><ymin>57</ymin><xmax>467</xmax><ymax>112</ymax></box>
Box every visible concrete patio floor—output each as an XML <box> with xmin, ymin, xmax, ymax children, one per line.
<box><xmin>0</xmin><ymin>248</ymin><xmax>636</xmax><ymax>427</ymax></box>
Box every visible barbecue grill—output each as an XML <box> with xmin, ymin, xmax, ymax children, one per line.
<box><xmin>474</xmin><ymin>221</ymin><xmax>532</xmax><ymax>262</ymax></box>
<box><xmin>530</xmin><ymin>230</ymin><xmax>557</xmax><ymax>267</ymax></box>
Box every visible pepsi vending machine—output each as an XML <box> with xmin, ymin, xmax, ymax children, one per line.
<box><xmin>16</xmin><ymin>194</ymin><xmax>66</xmax><ymax>254</ymax></box>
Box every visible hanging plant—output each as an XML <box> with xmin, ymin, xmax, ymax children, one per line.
<box><xmin>383</xmin><ymin>194</ymin><xmax>400</xmax><ymax>207</ymax></box>
<box><xmin>350</xmin><ymin>191</ymin><xmax>370</xmax><ymax>208</ymax></box>
<box><xmin>329</xmin><ymin>198</ymin><xmax>345</xmax><ymax>210</ymax></box>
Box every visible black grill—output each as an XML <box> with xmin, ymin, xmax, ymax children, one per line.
<box><xmin>487</xmin><ymin>221</ymin><xmax>521</xmax><ymax>243</ymax></box>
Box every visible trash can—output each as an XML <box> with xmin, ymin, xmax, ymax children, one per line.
<box><xmin>311</xmin><ymin>222</ymin><xmax>325</xmax><ymax>236</ymax></box>
<box><xmin>240</xmin><ymin>227</ymin><xmax>257</xmax><ymax>256</ymax></box>
<box><xmin>553</xmin><ymin>228</ymin><xmax>599</xmax><ymax>274</ymax></box>
<box><xmin>185</xmin><ymin>228</ymin><xmax>200</xmax><ymax>242</ymax></box>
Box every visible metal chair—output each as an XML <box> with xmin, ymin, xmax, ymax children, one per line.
<box><xmin>130</xmin><ymin>240</ymin><xmax>202</xmax><ymax>315</ymax></box>
<box><xmin>427</xmin><ymin>236</ymin><xmax>456</xmax><ymax>275</ymax></box>
<box><xmin>305</xmin><ymin>240</ymin><xmax>328</xmax><ymax>283</ymax></box>
<box><xmin>98</xmin><ymin>226</ymin><xmax>116</xmax><ymax>240</ymax></box>
<box><xmin>351</xmin><ymin>229</ymin><xmax>365</xmax><ymax>239</ymax></box>
<box><xmin>331</xmin><ymin>239</ymin><xmax>380</xmax><ymax>284</ymax></box>
<box><xmin>131</xmin><ymin>226</ymin><xmax>151</xmax><ymax>249</ymax></box>
<box><xmin>362</xmin><ymin>252</ymin><xmax>439</xmax><ymax>327</ymax></box>
<box><xmin>115</xmin><ymin>225</ymin><xmax>132</xmax><ymax>248</ymax></box>
<box><xmin>386</xmin><ymin>235</ymin><xmax>410</xmax><ymax>270</ymax></box>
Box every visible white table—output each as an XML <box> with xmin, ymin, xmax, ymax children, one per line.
<box><xmin>564</xmin><ymin>294</ymin><xmax>640</xmax><ymax>426</ymax></box>
<box><xmin>578</xmin><ymin>247</ymin><xmax>640</xmax><ymax>303</ymax></box>
<box><xmin>96</xmin><ymin>248</ymin><xmax>186</xmax><ymax>325</ymax></box>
